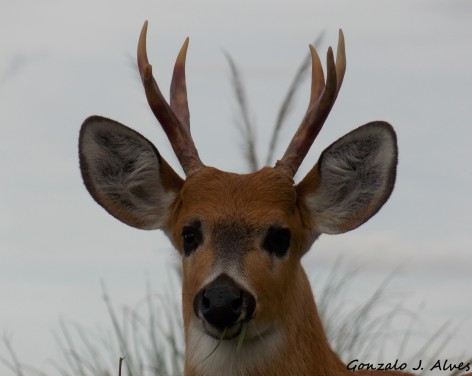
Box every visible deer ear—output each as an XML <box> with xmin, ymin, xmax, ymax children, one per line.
<box><xmin>79</xmin><ymin>116</ymin><xmax>183</xmax><ymax>230</ymax></box>
<box><xmin>296</xmin><ymin>121</ymin><xmax>398</xmax><ymax>234</ymax></box>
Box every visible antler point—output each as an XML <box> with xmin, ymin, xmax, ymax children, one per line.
<box><xmin>181</xmin><ymin>37</ymin><xmax>190</xmax><ymax>56</ymax></box>
<box><xmin>141</xmin><ymin>20</ymin><xmax>149</xmax><ymax>37</ymax></box>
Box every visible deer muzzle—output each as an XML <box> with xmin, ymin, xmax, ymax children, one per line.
<box><xmin>193</xmin><ymin>273</ymin><xmax>256</xmax><ymax>339</ymax></box>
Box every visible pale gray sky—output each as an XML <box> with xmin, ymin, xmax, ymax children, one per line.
<box><xmin>1</xmin><ymin>0</ymin><xmax>471</xmax><ymax>373</ymax></box>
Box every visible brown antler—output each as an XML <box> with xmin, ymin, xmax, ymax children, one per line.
<box><xmin>137</xmin><ymin>21</ymin><xmax>203</xmax><ymax>176</ymax></box>
<box><xmin>275</xmin><ymin>30</ymin><xmax>346</xmax><ymax>178</ymax></box>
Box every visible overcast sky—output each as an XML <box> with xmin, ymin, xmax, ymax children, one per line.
<box><xmin>1</xmin><ymin>0</ymin><xmax>471</xmax><ymax>373</ymax></box>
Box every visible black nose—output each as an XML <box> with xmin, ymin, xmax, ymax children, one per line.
<box><xmin>194</xmin><ymin>274</ymin><xmax>256</xmax><ymax>330</ymax></box>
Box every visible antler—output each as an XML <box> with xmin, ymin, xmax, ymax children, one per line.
<box><xmin>137</xmin><ymin>21</ymin><xmax>203</xmax><ymax>176</ymax></box>
<box><xmin>275</xmin><ymin>30</ymin><xmax>346</xmax><ymax>178</ymax></box>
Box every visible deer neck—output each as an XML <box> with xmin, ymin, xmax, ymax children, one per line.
<box><xmin>269</xmin><ymin>265</ymin><xmax>347</xmax><ymax>376</ymax></box>
<box><xmin>184</xmin><ymin>265</ymin><xmax>347</xmax><ymax>376</ymax></box>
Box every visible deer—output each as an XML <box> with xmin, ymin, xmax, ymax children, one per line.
<box><xmin>78</xmin><ymin>21</ymin><xmax>434</xmax><ymax>376</ymax></box>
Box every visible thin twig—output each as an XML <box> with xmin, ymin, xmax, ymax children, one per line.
<box><xmin>224</xmin><ymin>51</ymin><xmax>259</xmax><ymax>171</ymax></box>
<box><xmin>118</xmin><ymin>356</ymin><xmax>125</xmax><ymax>376</ymax></box>
<box><xmin>265</xmin><ymin>32</ymin><xmax>324</xmax><ymax>166</ymax></box>
<box><xmin>101</xmin><ymin>281</ymin><xmax>134</xmax><ymax>375</ymax></box>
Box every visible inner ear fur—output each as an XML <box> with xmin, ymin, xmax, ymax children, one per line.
<box><xmin>296</xmin><ymin>121</ymin><xmax>398</xmax><ymax>234</ymax></box>
<box><xmin>79</xmin><ymin>116</ymin><xmax>183</xmax><ymax>230</ymax></box>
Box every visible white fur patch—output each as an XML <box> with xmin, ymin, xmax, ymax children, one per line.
<box><xmin>305</xmin><ymin>122</ymin><xmax>397</xmax><ymax>234</ymax></box>
<box><xmin>187</xmin><ymin>321</ymin><xmax>283</xmax><ymax>376</ymax></box>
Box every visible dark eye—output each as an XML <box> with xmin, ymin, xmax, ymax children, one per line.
<box><xmin>262</xmin><ymin>227</ymin><xmax>291</xmax><ymax>258</ymax></box>
<box><xmin>182</xmin><ymin>225</ymin><xmax>202</xmax><ymax>256</ymax></box>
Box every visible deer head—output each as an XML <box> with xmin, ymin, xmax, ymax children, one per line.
<box><xmin>79</xmin><ymin>21</ymin><xmax>398</xmax><ymax>376</ymax></box>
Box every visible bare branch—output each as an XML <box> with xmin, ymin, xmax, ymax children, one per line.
<box><xmin>118</xmin><ymin>357</ymin><xmax>125</xmax><ymax>376</ymax></box>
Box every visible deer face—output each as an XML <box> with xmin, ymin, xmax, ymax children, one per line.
<box><xmin>80</xmin><ymin>116</ymin><xmax>397</xmax><ymax>345</ymax></box>
<box><xmin>167</xmin><ymin>167</ymin><xmax>307</xmax><ymax>341</ymax></box>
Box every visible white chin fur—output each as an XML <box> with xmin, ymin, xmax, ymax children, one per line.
<box><xmin>187</xmin><ymin>321</ymin><xmax>283</xmax><ymax>376</ymax></box>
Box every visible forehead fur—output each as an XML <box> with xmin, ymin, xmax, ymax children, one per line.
<box><xmin>178</xmin><ymin>167</ymin><xmax>297</xmax><ymax>222</ymax></box>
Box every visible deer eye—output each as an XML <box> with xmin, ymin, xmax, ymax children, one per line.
<box><xmin>262</xmin><ymin>226</ymin><xmax>291</xmax><ymax>258</ymax></box>
<box><xmin>182</xmin><ymin>225</ymin><xmax>202</xmax><ymax>256</ymax></box>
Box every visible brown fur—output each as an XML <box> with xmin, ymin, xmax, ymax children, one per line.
<box><xmin>79</xmin><ymin>44</ymin><xmax>406</xmax><ymax>376</ymax></box>
<box><xmin>79</xmin><ymin>120</ymin><xmax>412</xmax><ymax>375</ymax></box>
<box><xmin>160</xmin><ymin>167</ymin><xmax>413</xmax><ymax>376</ymax></box>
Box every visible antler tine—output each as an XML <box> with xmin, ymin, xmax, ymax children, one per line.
<box><xmin>275</xmin><ymin>30</ymin><xmax>346</xmax><ymax>178</ymax></box>
<box><xmin>335</xmin><ymin>29</ymin><xmax>346</xmax><ymax>96</ymax></box>
<box><xmin>307</xmin><ymin>44</ymin><xmax>325</xmax><ymax>111</ymax></box>
<box><xmin>137</xmin><ymin>21</ymin><xmax>203</xmax><ymax>176</ymax></box>
<box><xmin>170</xmin><ymin>37</ymin><xmax>190</xmax><ymax>131</ymax></box>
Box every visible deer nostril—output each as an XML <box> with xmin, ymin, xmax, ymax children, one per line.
<box><xmin>202</xmin><ymin>294</ymin><xmax>210</xmax><ymax>310</ymax></box>
<box><xmin>232</xmin><ymin>296</ymin><xmax>242</xmax><ymax>313</ymax></box>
